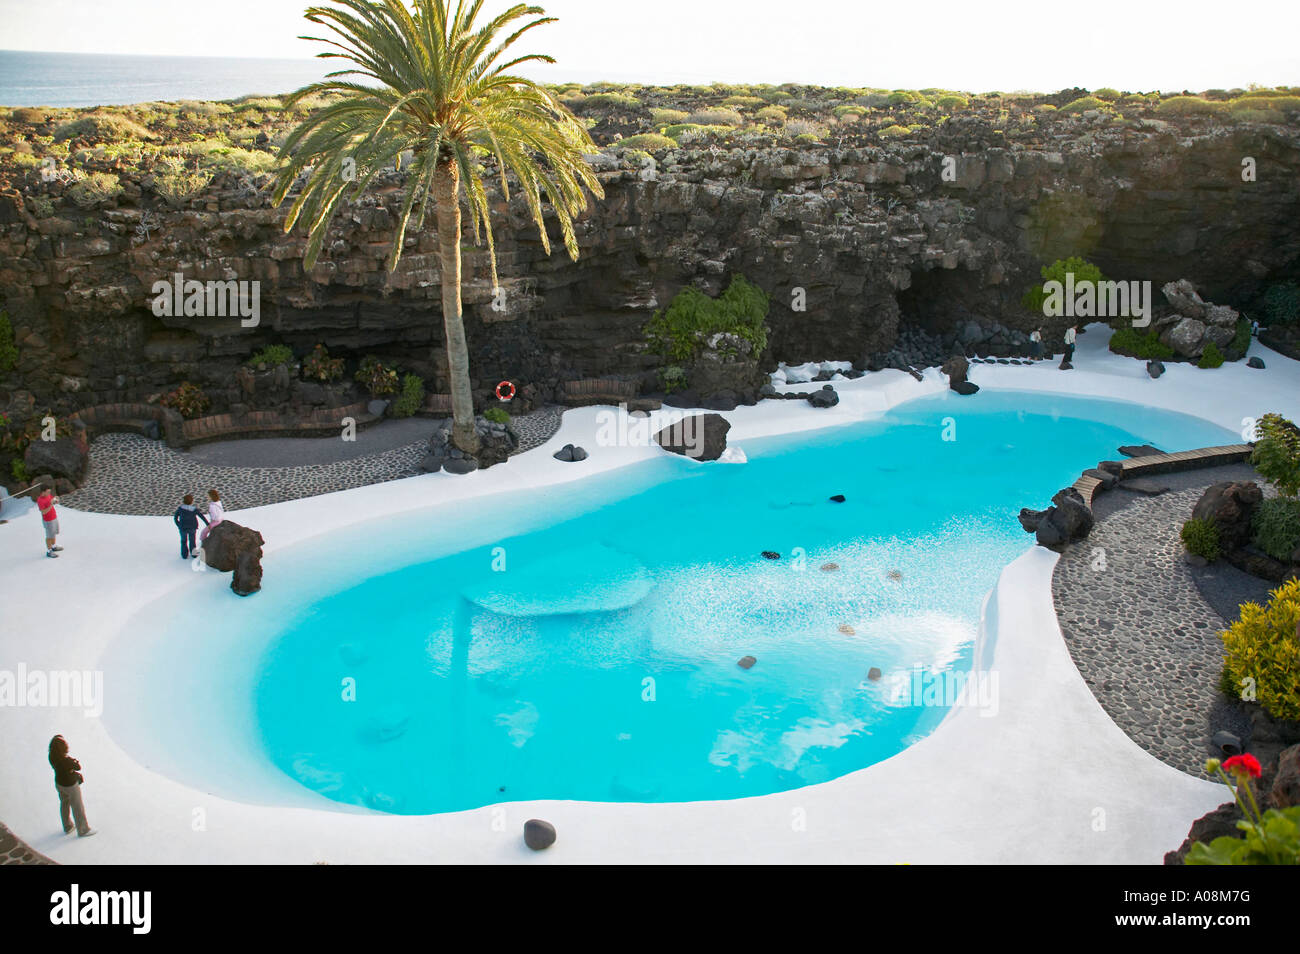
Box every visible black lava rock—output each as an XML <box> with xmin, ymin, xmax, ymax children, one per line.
<box><xmin>524</xmin><ymin>818</ymin><xmax>556</xmax><ymax>851</ymax></box>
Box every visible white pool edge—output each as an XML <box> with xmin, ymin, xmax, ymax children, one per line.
<box><xmin>2</xmin><ymin>323</ymin><xmax>1297</xmax><ymax>864</ymax></box>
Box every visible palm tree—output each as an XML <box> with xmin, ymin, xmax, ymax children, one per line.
<box><xmin>272</xmin><ymin>0</ymin><xmax>603</xmax><ymax>455</ymax></box>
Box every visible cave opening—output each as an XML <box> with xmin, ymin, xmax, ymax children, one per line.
<box><xmin>895</xmin><ymin>265</ymin><xmax>987</xmax><ymax>340</ymax></box>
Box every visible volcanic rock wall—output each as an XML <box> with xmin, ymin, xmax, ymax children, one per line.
<box><xmin>1</xmin><ymin>116</ymin><xmax>1298</xmax><ymax>422</ymax></box>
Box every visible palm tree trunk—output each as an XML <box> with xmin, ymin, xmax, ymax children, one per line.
<box><xmin>433</xmin><ymin>157</ymin><xmax>480</xmax><ymax>455</ymax></box>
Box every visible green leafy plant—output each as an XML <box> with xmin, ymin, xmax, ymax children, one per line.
<box><xmin>354</xmin><ymin>355</ymin><xmax>399</xmax><ymax>397</ymax></box>
<box><xmin>1022</xmin><ymin>256</ymin><xmax>1105</xmax><ymax>313</ymax></box>
<box><xmin>1220</xmin><ymin>576</ymin><xmax>1300</xmax><ymax>722</ymax></box>
<box><xmin>246</xmin><ymin>344</ymin><xmax>295</xmax><ymax>368</ymax></box>
<box><xmin>301</xmin><ymin>343</ymin><xmax>344</xmax><ymax>382</ymax></box>
<box><xmin>159</xmin><ymin>381</ymin><xmax>211</xmax><ymax>419</ymax></box>
<box><xmin>1251</xmin><ymin>497</ymin><xmax>1300</xmax><ymax>561</ymax></box>
<box><xmin>1262</xmin><ymin>282</ymin><xmax>1300</xmax><ymax>325</ymax></box>
<box><xmin>0</xmin><ymin>310</ymin><xmax>17</xmax><ymax>372</ymax></box>
<box><xmin>1109</xmin><ymin>327</ymin><xmax>1175</xmax><ymax>360</ymax></box>
<box><xmin>644</xmin><ymin>274</ymin><xmax>770</xmax><ymax>364</ymax></box>
<box><xmin>482</xmin><ymin>406</ymin><xmax>510</xmax><ymax>425</ymax></box>
<box><xmin>153</xmin><ymin>156</ymin><xmax>213</xmax><ymax>207</ymax></box>
<box><xmin>1181</xmin><ymin>518</ymin><xmax>1222</xmax><ymax>561</ymax></box>
<box><xmin>1229</xmin><ymin>317</ymin><xmax>1252</xmax><ymax>357</ymax></box>
<box><xmin>1059</xmin><ymin>95</ymin><xmax>1114</xmax><ymax>114</ymax></box>
<box><xmin>1251</xmin><ymin>413</ymin><xmax>1300</xmax><ymax>497</ymax></box>
<box><xmin>614</xmin><ymin>133</ymin><xmax>676</xmax><ymax>152</ymax></box>
<box><xmin>390</xmin><ymin>372</ymin><xmax>425</xmax><ymax>418</ymax></box>
<box><xmin>1198</xmin><ymin>341</ymin><xmax>1225</xmax><ymax>368</ymax></box>
<box><xmin>1187</xmin><ymin>754</ymin><xmax>1300</xmax><ymax>865</ymax></box>
<box><xmin>660</xmin><ymin>365</ymin><xmax>687</xmax><ymax>393</ymax></box>
<box><xmin>66</xmin><ymin>171</ymin><xmax>123</xmax><ymax>210</ymax></box>
<box><xmin>10</xmin><ymin>456</ymin><xmax>29</xmax><ymax>483</ymax></box>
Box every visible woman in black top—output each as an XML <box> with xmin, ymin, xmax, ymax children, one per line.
<box><xmin>48</xmin><ymin>735</ymin><xmax>95</xmax><ymax>837</ymax></box>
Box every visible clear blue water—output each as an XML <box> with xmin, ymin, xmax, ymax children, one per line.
<box><xmin>0</xmin><ymin>50</ymin><xmax>331</xmax><ymax>107</ymax></box>
<box><xmin>251</xmin><ymin>390</ymin><xmax>1235</xmax><ymax>814</ymax></box>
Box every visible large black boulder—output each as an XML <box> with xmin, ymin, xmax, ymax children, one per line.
<box><xmin>202</xmin><ymin>521</ymin><xmax>265</xmax><ymax>596</ymax></box>
<box><xmin>24</xmin><ymin>436</ymin><xmax>88</xmax><ymax>483</ymax></box>
<box><xmin>1035</xmin><ymin>487</ymin><xmax>1094</xmax><ymax>549</ymax></box>
<box><xmin>806</xmin><ymin>386</ymin><xmax>839</xmax><ymax>408</ymax></box>
<box><xmin>1191</xmin><ymin>481</ymin><xmax>1263</xmax><ymax>552</ymax></box>
<box><xmin>654</xmin><ymin>413</ymin><xmax>731</xmax><ymax>461</ymax></box>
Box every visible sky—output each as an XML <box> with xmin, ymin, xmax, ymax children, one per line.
<box><xmin>1</xmin><ymin>0</ymin><xmax>1297</xmax><ymax>93</ymax></box>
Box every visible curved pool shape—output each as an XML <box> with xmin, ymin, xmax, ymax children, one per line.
<box><xmin>102</xmin><ymin>390</ymin><xmax>1236</xmax><ymax>814</ymax></box>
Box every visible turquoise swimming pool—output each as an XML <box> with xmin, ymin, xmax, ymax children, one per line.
<box><xmin>239</xmin><ymin>391</ymin><xmax>1234</xmax><ymax>813</ymax></box>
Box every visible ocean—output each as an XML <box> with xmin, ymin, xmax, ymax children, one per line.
<box><xmin>0</xmin><ymin>49</ymin><xmax>335</xmax><ymax>107</ymax></box>
<box><xmin>0</xmin><ymin>49</ymin><xmax>700</xmax><ymax>108</ymax></box>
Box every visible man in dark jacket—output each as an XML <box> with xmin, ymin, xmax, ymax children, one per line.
<box><xmin>173</xmin><ymin>494</ymin><xmax>210</xmax><ymax>559</ymax></box>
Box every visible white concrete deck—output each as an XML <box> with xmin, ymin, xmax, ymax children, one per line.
<box><xmin>2</xmin><ymin>324</ymin><xmax>1296</xmax><ymax>863</ymax></box>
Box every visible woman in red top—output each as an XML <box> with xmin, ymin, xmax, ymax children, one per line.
<box><xmin>36</xmin><ymin>484</ymin><xmax>62</xmax><ymax>559</ymax></box>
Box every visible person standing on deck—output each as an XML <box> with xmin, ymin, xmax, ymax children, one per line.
<box><xmin>48</xmin><ymin>735</ymin><xmax>95</xmax><ymax>837</ymax></box>
<box><xmin>1060</xmin><ymin>325</ymin><xmax>1077</xmax><ymax>370</ymax></box>
<box><xmin>173</xmin><ymin>494</ymin><xmax>209</xmax><ymax>559</ymax></box>
<box><xmin>36</xmin><ymin>485</ymin><xmax>62</xmax><ymax>558</ymax></box>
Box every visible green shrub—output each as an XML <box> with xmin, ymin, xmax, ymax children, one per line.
<box><xmin>354</xmin><ymin>355</ymin><xmax>399</xmax><ymax>397</ymax></box>
<box><xmin>390</xmin><ymin>373</ymin><xmax>425</xmax><ymax>418</ymax></box>
<box><xmin>1229</xmin><ymin>317</ymin><xmax>1252</xmax><ymax>358</ymax></box>
<box><xmin>1022</xmin><ymin>256</ymin><xmax>1106</xmax><ymax>313</ymax></box>
<box><xmin>53</xmin><ymin>113</ymin><xmax>152</xmax><ymax>143</ymax></box>
<box><xmin>650</xmin><ymin>107</ymin><xmax>688</xmax><ymax>125</ymax></box>
<box><xmin>645</xmin><ymin>274</ymin><xmax>769</xmax><ymax>363</ymax></box>
<box><xmin>614</xmin><ymin>133</ymin><xmax>677</xmax><ymax>152</ymax></box>
<box><xmin>686</xmin><ymin>108</ymin><xmax>744</xmax><ymax>127</ymax></box>
<box><xmin>1218</xmin><ymin>664</ymin><xmax>1242</xmax><ymax>700</ymax></box>
<box><xmin>1198</xmin><ymin>341</ymin><xmax>1225</xmax><ymax>368</ymax></box>
<box><xmin>1181</xmin><ymin>518</ymin><xmax>1222</xmax><ymax>561</ymax></box>
<box><xmin>887</xmin><ymin>90</ymin><xmax>923</xmax><ymax>105</ymax></box>
<box><xmin>1220</xmin><ymin>577</ymin><xmax>1300</xmax><ymax>722</ymax></box>
<box><xmin>301</xmin><ymin>343</ymin><xmax>344</xmax><ymax>382</ymax></box>
<box><xmin>878</xmin><ymin>124</ymin><xmax>910</xmax><ymax>138</ymax></box>
<box><xmin>66</xmin><ymin>172</ymin><xmax>123</xmax><ymax>209</ymax></box>
<box><xmin>580</xmin><ymin>92</ymin><xmax>641</xmax><ymax>109</ymax></box>
<box><xmin>1251</xmin><ymin>413</ymin><xmax>1300</xmax><ymax>497</ymax></box>
<box><xmin>722</xmin><ymin>95</ymin><xmax>764</xmax><ymax>108</ymax></box>
<box><xmin>153</xmin><ymin>156</ymin><xmax>213</xmax><ymax>207</ymax></box>
<box><xmin>1109</xmin><ymin>327</ymin><xmax>1175</xmax><ymax>360</ymax></box>
<box><xmin>246</xmin><ymin>344</ymin><xmax>294</xmax><ymax>368</ymax></box>
<box><xmin>483</xmin><ymin>406</ymin><xmax>510</xmax><ymax>425</ymax></box>
<box><xmin>159</xmin><ymin>381</ymin><xmax>211</xmax><ymax>419</ymax></box>
<box><xmin>660</xmin><ymin>365</ymin><xmax>687</xmax><ymax>393</ymax></box>
<box><xmin>1156</xmin><ymin>96</ymin><xmax>1226</xmax><ymax>116</ymax></box>
<box><xmin>935</xmin><ymin>94</ymin><xmax>969</xmax><ymax>110</ymax></box>
<box><xmin>11</xmin><ymin>107</ymin><xmax>48</xmax><ymax>124</ymax></box>
<box><xmin>1093</xmin><ymin>88</ymin><xmax>1122</xmax><ymax>101</ymax></box>
<box><xmin>0</xmin><ymin>311</ymin><xmax>17</xmax><ymax>373</ymax></box>
<box><xmin>755</xmin><ymin>105</ymin><xmax>788</xmax><ymax>125</ymax></box>
<box><xmin>1262</xmin><ymin>282</ymin><xmax>1300</xmax><ymax>325</ymax></box>
<box><xmin>1252</xmin><ymin>498</ymin><xmax>1300</xmax><ymax>561</ymax></box>
<box><xmin>1060</xmin><ymin>96</ymin><xmax>1114</xmax><ymax>114</ymax></box>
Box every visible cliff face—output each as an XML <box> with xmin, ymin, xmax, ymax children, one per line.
<box><xmin>1</xmin><ymin>115</ymin><xmax>1299</xmax><ymax>422</ymax></box>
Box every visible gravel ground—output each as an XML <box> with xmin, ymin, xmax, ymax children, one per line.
<box><xmin>1052</xmin><ymin>463</ymin><xmax>1270</xmax><ymax>778</ymax></box>
<box><xmin>63</xmin><ymin>405</ymin><xmax>565</xmax><ymax>516</ymax></box>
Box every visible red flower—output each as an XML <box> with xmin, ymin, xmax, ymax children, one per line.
<box><xmin>1222</xmin><ymin>754</ymin><xmax>1262</xmax><ymax>779</ymax></box>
